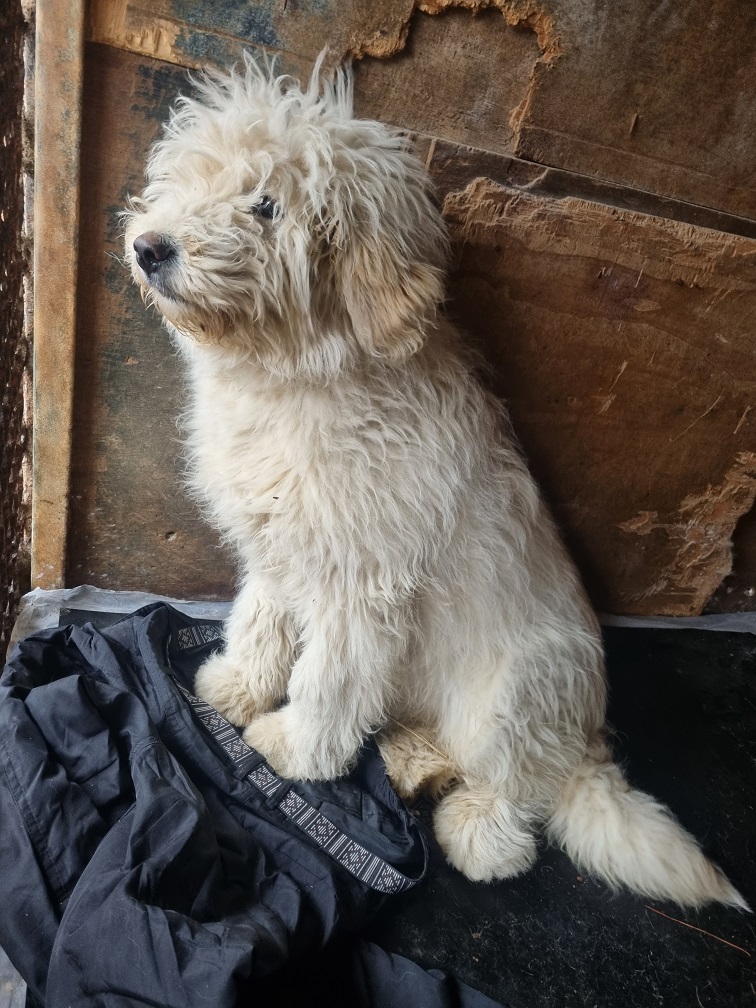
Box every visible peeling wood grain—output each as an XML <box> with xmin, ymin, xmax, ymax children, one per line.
<box><xmin>353</xmin><ymin>7</ymin><xmax>539</xmax><ymax>151</ymax></box>
<box><xmin>32</xmin><ymin>0</ymin><xmax>85</xmax><ymax>588</ymax></box>
<box><xmin>84</xmin><ymin>0</ymin><xmax>756</xmax><ymax>222</ymax></box>
<box><xmin>418</xmin><ymin>0</ymin><xmax>561</xmax><ymax>63</ymax></box>
<box><xmin>425</xmin><ymin>139</ymin><xmax>756</xmax><ymax>240</ymax></box>
<box><xmin>86</xmin><ymin>0</ymin><xmax>416</xmax><ymax>74</ymax></box>
<box><xmin>86</xmin><ymin>0</ymin><xmax>559</xmax><ymax>69</ymax></box>
<box><xmin>619</xmin><ymin>454</ymin><xmax>756</xmax><ymax>615</ymax></box>
<box><xmin>87</xmin><ymin>0</ymin><xmax>306</xmax><ymax>75</ymax></box>
<box><xmin>85</xmin><ymin>0</ymin><xmax>554</xmax><ymax>160</ymax></box>
<box><xmin>440</xmin><ymin>175</ymin><xmax>756</xmax><ymax>615</ymax></box>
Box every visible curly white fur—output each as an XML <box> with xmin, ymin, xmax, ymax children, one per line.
<box><xmin>124</xmin><ymin>54</ymin><xmax>746</xmax><ymax>909</ymax></box>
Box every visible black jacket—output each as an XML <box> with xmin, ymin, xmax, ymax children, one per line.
<box><xmin>0</xmin><ymin>603</ymin><xmax>439</xmax><ymax>1006</ymax></box>
<box><xmin>1</xmin><ymin>603</ymin><xmax>503</xmax><ymax>1007</ymax></box>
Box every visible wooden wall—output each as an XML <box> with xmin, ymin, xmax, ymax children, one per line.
<box><xmin>0</xmin><ymin>0</ymin><xmax>29</xmax><ymax>652</ymax></box>
<box><xmin>39</xmin><ymin>0</ymin><xmax>756</xmax><ymax>615</ymax></box>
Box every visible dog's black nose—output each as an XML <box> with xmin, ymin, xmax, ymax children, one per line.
<box><xmin>133</xmin><ymin>232</ymin><xmax>175</xmax><ymax>276</ymax></box>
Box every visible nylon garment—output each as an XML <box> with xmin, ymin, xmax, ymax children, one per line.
<box><xmin>0</xmin><ymin>603</ymin><xmax>502</xmax><ymax>1007</ymax></box>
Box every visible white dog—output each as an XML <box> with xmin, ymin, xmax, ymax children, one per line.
<box><xmin>124</xmin><ymin>55</ymin><xmax>745</xmax><ymax>909</ymax></box>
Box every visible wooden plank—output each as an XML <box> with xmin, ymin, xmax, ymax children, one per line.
<box><xmin>68</xmin><ymin>4</ymin><xmax>756</xmax><ymax>613</ymax></box>
<box><xmin>85</xmin><ymin>0</ymin><xmax>756</xmax><ymax>223</ymax></box>
<box><xmin>436</xmin><ymin>170</ymin><xmax>756</xmax><ymax>616</ymax></box>
<box><xmin>429</xmin><ymin>142</ymin><xmax>756</xmax><ymax>612</ymax></box>
<box><xmin>32</xmin><ymin>0</ymin><xmax>85</xmax><ymax>588</ymax></box>
<box><xmin>68</xmin><ymin>44</ymin><xmax>236</xmax><ymax>598</ymax></box>
<box><xmin>354</xmin><ymin>6</ymin><xmax>539</xmax><ymax>155</ymax></box>
<box><xmin>514</xmin><ymin>0</ymin><xmax>756</xmax><ymax>222</ymax></box>
<box><xmin>419</xmin><ymin>141</ymin><xmax>756</xmax><ymax>242</ymax></box>
<box><xmin>85</xmin><ymin>0</ymin><xmax>414</xmax><ymax>74</ymax></box>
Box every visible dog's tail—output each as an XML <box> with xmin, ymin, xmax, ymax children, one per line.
<box><xmin>545</xmin><ymin>740</ymin><xmax>749</xmax><ymax>909</ymax></box>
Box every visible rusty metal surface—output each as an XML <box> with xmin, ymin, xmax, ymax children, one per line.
<box><xmin>0</xmin><ymin>0</ymin><xmax>30</xmax><ymax>652</ymax></box>
<box><xmin>31</xmin><ymin>0</ymin><xmax>85</xmax><ymax>589</ymax></box>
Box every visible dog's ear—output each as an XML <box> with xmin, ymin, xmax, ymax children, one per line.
<box><xmin>339</xmin><ymin>229</ymin><xmax>446</xmax><ymax>361</ymax></box>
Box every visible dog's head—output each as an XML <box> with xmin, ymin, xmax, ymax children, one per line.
<box><xmin>124</xmin><ymin>54</ymin><xmax>448</xmax><ymax>377</ymax></box>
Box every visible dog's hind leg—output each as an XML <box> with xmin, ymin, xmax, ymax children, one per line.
<box><xmin>378</xmin><ymin>720</ymin><xmax>457</xmax><ymax>801</ymax></box>
<box><xmin>434</xmin><ymin>782</ymin><xmax>538</xmax><ymax>882</ymax></box>
<box><xmin>427</xmin><ymin>661</ymin><xmax>551</xmax><ymax>883</ymax></box>
<box><xmin>194</xmin><ymin>572</ymin><xmax>297</xmax><ymax>727</ymax></box>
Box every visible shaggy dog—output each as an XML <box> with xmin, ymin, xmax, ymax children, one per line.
<box><xmin>124</xmin><ymin>55</ymin><xmax>745</xmax><ymax>909</ymax></box>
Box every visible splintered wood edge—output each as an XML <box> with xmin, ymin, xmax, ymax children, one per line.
<box><xmin>32</xmin><ymin>0</ymin><xmax>85</xmax><ymax>588</ymax></box>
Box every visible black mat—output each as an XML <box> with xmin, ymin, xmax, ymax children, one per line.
<box><xmin>365</xmin><ymin>627</ymin><xmax>756</xmax><ymax>1008</ymax></box>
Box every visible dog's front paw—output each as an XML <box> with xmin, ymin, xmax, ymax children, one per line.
<box><xmin>244</xmin><ymin>708</ymin><xmax>354</xmax><ymax>781</ymax></box>
<box><xmin>195</xmin><ymin>653</ymin><xmax>273</xmax><ymax>727</ymax></box>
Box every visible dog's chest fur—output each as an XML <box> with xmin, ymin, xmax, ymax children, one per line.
<box><xmin>181</xmin><ymin>343</ymin><xmax>483</xmax><ymax>601</ymax></box>
<box><xmin>185</xmin><ymin>361</ymin><xmax>315</xmax><ymax>542</ymax></box>
<box><xmin>183</xmin><ymin>350</ymin><xmax>453</xmax><ymax>576</ymax></box>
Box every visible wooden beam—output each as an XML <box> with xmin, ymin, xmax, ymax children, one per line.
<box><xmin>32</xmin><ymin>0</ymin><xmax>85</xmax><ymax>588</ymax></box>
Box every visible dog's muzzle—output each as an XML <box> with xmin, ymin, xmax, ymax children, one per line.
<box><xmin>134</xmin><ymin>232</ymin><xmax>176</xmax><ymax>278</ymax></box>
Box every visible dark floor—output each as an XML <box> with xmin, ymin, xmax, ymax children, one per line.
<box><xmin>2</xmin><ymin>620</ymin><xmax>755</xmax><ymax>1007</ymax></box>
<box><xmin>365</xmin><ymin>627</ymin><xmax>756</xmax><ymax>1008</ymax></box>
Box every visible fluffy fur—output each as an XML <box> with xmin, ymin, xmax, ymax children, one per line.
<box><xmin>124</xmin><ymin>54</ymin><xmax>746</xmax><ymax>909</ymax></box>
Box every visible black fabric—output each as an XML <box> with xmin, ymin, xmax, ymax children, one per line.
<box><xmin>0</xmin><ymin>603</ymin><xmax>500</xmax><ymax>1007</ymax></box>
<box><xmin>252</xmin><ymin>938</ymin><xmax>503</xmax><ymax>1007</ymax></box>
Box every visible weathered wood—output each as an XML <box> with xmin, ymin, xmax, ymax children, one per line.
<box><xmin>514</xmin><ymin>0</ymin><xmax>756</xmax><ymax>222</ymax></box>
<box><xmin>419</xmin><ymin>141</ymin><xmax>756</xmax><ymax>242</ymax></box>
<box><xmin>439</xmin><ymin>173</ymin><xmax>756</xmax><ymax>615</ymax></box>
<box><xmin>32</xmin><ymin>0</ymin><xmax>85</xmax><ymax>588</ymax></box>
<box><xmin>68</xmin><ymin>44</ymin><xmax>236</xmax><ymax>598</ymax></box>
<box><xmin>85</xmin><ymin>0</ymin><xmax>414</xmax><ymax>75</ymax></box>
<box><xmin>54</xmin><ymin>2</ymin><xmax>756</xmax><ymax>614</ymax></box>
<box><xmin>85</xmin><ymin>0</ymin><xmax>756</xmax><ymax>222</ymax></box>
<box><xmin>353</xmin><ymin>6</ymin><xmax>538</xmax><ymax>155</ymax></box>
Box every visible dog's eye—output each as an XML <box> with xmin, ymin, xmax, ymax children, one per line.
<box><xmin>250</xmin><ymin>196</ymin><xmax>279</xmax><ymax>220</ymax></box>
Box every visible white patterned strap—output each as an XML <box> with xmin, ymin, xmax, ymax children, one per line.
<box><xmin>170</xmin><ymin>675</ymin><xmax>419</xmax><ymax>894</ymax></box>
